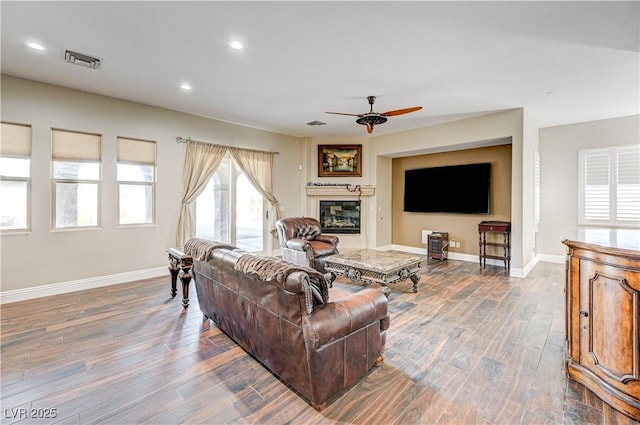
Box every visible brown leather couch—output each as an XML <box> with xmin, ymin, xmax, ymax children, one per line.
<box><xmin>189</xmin><ymin>240</ymin><xmax>389</xmax><ymax>410</ymax></box>
<box><xmin>275</xmin><ymin>217</ymin><xmax>339</xmax><ymax>273</ymax></box>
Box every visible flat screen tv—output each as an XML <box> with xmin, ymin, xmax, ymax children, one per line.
<box><xmin>403</xmin><ymin>163</ymin><xmax>491</xmax><ymax>214</ymax></box>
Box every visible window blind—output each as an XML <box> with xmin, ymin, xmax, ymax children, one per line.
<box><xmin>1</xmin><ymin>122</ymin><xmax>31</xmax><ymax>157</ymax></box>
<box><xmin>117</xmin><ymin>137</ymin><xmax>156</xmax><ymax>165</ymax></box>
<box><xmin>52</xmin><ymin>129</ymin><xmax>101</xmax><ymax>161</ymax></box>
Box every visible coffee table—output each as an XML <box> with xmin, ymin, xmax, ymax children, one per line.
<box><xmin>325</xmin><ymin>249</ymin><xmax>422</xmax><ymax>297</ymax></box>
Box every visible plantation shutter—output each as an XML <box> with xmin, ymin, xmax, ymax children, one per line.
<box><xmin>583</xmin><ymin>151</ymin><xmax>610</xmax><ymax>222</ymax></box>
<box><xmin>616</xmin><ymin>146</ymin><xmax>640</xmax><ymax>222</ymax></box>
<box><xmin>580</xmin><ymin>145</ymin><xmax>640</xmax><ymax>226</ymax></box>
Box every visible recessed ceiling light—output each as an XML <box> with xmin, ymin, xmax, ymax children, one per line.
<box><xmin>230</xmin><ymin>40</ymin><xmax>243</xmax><ymax>50</ymax></box>
<box><xmin>180</xmin><ymin>83</ymin><xmax>192</xmax><ymax>90</ymax></box>
<box><xmin>27</xmin><ymin>42</ymin><xmax>45</xmax><ymax>51</ymax></box>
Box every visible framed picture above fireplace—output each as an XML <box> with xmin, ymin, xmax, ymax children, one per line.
<box><xmin>319</xmin><ymin>200</ymin><xmax>361</xmax><ymax>234</ymax></box>
<box><xmin>318</xmin><ymin>144</ymin><xmax>362</xmax><ymax>177</ymax></box>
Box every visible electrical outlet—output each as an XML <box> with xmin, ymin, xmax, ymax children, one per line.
<box><xmin>421</xmin><ymin>229</ymin><xmax>433</xmax><ymax>244</ymax></box>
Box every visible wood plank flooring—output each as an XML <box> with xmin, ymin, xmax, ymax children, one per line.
<box><xmin>2</xmin><ymin>259</ymin><xmax>639</xmax><ymax>424</ymax></box>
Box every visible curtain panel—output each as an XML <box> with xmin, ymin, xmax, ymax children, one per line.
<box><xmin>176</xmin><ymin>140</ymin><xmax>281</xmax><ymax>247</ymax></box>
<box><xmin>176</xmin><ymin>141</ymin><xmax>226</xmax><ymax>246</ymax></box>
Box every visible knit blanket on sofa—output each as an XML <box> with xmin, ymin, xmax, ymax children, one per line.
<box><xmin>184</xmin><ymin>238</ymin><xmax>236</xmax><ymax>261</ymax></box>
<box><xmin>234</xmin><ymin>254</ymin><xmax>329</xmax><ymax>309</ymax></box>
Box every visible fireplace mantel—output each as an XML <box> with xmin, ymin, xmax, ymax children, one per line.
<box><xmin>305</xmin><ymin>185</ymin><xmax>375</xmax><ymax>197</ymax></box>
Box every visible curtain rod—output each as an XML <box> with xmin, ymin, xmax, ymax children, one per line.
<box><xmin>176</xmin><ymin>136</ymin><xmax>279</xmax><ymax>154</ymax></box>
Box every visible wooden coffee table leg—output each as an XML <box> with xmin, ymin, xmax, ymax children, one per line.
<box><xmin>410</xmin><ymin>273</ymin><xmax>420</xmax><ymax>293</ymax></box>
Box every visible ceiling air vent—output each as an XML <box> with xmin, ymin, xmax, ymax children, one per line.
<box><xmin>307</xmin><ymin>120</ymin><xmax>326</xmax><ymax>126</ymax></box>
<box><xmin>64</xmin><ymin>50</ymin><xmax>101</xmax><ymax>70</ymax></box>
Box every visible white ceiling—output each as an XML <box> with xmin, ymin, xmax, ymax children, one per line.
<box><xmin>2</xmin><ymin>1</ymin><xmax>638</xmax><ymax>138</ymax></box>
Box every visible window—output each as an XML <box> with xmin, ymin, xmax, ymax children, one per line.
<box><xmin>1</xmin><ymin>122</ymin><xmax>31</xmax><ymax>231</ymax></box>
<box><xmin>52</xmin><ymin>129</ymin><xmax>101</xmax><ymax>229</ymax></box>
<box><xmin>196</xmin><ymin>152</ymin><xmax>264</xmax><ymax>252</ymax></box>
<box><xmin>579</xmin><ymin>145</ymin><xmax>640</xmax><ymax>227</ymax></box>
<box><xmin>117</xmin><ymin>137</ymin><xmax>156</xmax><ymax>225</ymax></box>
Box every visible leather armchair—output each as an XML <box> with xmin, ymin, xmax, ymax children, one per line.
<box><xmin>275</xmin><ymin>217</ymin><xmax>339</xmax><ymax>272</ymax></box>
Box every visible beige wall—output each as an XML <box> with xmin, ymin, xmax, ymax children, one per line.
<box><xmin>538</xmin><ymin>114</ymin><xmax>639</xmax><ymax>257</ymax></box>
<box><xmin>4</xmin><ymin>74</ymin><xmax>632</xmax><ymax>294</ymax></box>
<box><xmin>391</xmin><ymin>145</ymin><xmax>512</xmax><ymax>254</ymax></box>
<box><xmin>369</xmin><ymin>109</ymin><xmax>530</xmax><ymax>274</ymax></box>
<box><xmin>0</xmin><ymin>76</ymin><xmax>303</xmax><ymax>293</ymax></box>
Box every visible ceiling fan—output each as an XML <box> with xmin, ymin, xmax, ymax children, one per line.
<box><xmin>326</xmin><ymin>96</ymin><xmax>422</xmax><ymax>134</ymax></box>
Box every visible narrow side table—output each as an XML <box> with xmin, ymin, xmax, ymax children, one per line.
<box><xmin>478</xmin><ymin>221</ymin><xmax>511</xmax><ymax>275</ymax></box>
<box><xmin>168</xmin><ymin>248</ymin><xmax>193</xmax><ymax>308</ymax></box>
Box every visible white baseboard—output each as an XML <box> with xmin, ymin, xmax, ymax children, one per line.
<box><xmin>0</xmin><ymin>266</ymin><xmax>168</xmax><ymax>305</ymax></box>
<box><xmin>383</xmin><ymin>244</ymin><xmax>533</xmax><ymax>278</ymax></box>
<box><xmin>538</xmin><ymin>254</ymin><xmax>565</xmax><ymax>264</ymax></box>
<box><xmin>514</xmin><ymin>256</ymin><xmax>539</xmax><ymax>278</ymax></box>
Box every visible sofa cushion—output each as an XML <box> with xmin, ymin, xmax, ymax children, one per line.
<box><xmin>302</xmin><ymin>288</ymin><xmax>389</xmax><ymax>349</ymax></box>
<box><xmin>308</xmin><ymin>240</ymin><xmax>338</xmax><ymax>257</ymax></box>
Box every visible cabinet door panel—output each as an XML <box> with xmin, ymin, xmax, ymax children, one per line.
<box><xmin>580</xmin><ymin>261</ymin><xmax>639</xmax><ymax>389</ymax></box>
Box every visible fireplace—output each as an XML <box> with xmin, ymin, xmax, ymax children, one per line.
<box><xmin>319</xmin><ymin>200</ymin><xmax>361</xmax><ymax>234</ymax></box>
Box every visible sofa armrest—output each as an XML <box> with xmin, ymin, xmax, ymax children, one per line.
<box><xmin>302</xmin><ymin>289</ymin><xmax>389</xmax><ymax>349</ymax></box>
<box><xmin>286</xmin><ymin>238</ymin><xmax>312</xmax><ymax>252</ymax></box>
<box><xmin>314</xmin><ymin>234</ymin><xmax>339</xmax><ymax>246</ymax></box>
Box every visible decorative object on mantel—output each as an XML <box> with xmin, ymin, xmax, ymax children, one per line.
<box><xmin>325</xmin><ymin>96</ymin><xmax>422</xmax><ymax>134</ymax></box>
<box><xmin>305</xmin><ymin>183</ymin><xmax>375</xmax><ymax>197</ymax></box>
<box><xmin>318</xmin><ymin>144</ymin><xmax>362</xmax><ymax>177</ymax></box>
<box><xmin>307</xmin><ymin>182</ymin><xmax>363</xmax><ymax>199</ymax></box>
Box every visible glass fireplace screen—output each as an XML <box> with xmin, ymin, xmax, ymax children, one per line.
<box><xmin>319</xmin><ymin>200</ymin><xmax>361</xmax><ymax>234</ymax></box>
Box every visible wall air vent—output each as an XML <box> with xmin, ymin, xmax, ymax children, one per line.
<box><xmin>64</xmin><ymin>50</ymin><xmax>101</xmax><ymax>70</ymax></box>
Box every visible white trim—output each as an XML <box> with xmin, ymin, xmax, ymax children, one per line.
<box><xmin>384</xmin><ymin>244</ymin><xmax>425</xmax><ymax>255</ymax></box>
<box><xmin>517</xmin><ymin>256</ymin><xmax>539</xmax><ymax>278</ymax></box>
<box><xmin>384</xmin><ymin>244</ymin><xmax>529</xmax><ymax>278</ymax></box>
<box><xmin>0</xmin><ymin>266</ymin><xmax>167</xmax><ymax>305</ymax></box>
<box><xmin>353</xmin><ymin>247</ymin><xmax>566</xmax><ymax>275</ymax></box>
<box><xmin>538</xmin><ymin>253</ymin><xmax>565</xmax><ymax>264</ymax></box>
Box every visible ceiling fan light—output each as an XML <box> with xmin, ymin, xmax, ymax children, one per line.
<box><xmin>356</xmin><ymin>114</ymin><xmax>387</xmax><ymax>126</ymax></box>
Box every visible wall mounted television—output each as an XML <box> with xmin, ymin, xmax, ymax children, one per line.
<box><xmin>403</xmin><ymin>163</ymin><xmax>491</xmax><ymax>214</ymax></box>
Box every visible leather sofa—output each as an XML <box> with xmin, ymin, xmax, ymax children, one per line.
<box><xmin>188</xmin><ymin>239</ymin><xmax>390</xmax><ymax>410</ymax></box>
<box><xmin>275</xmin><ymin>217</ymin><xmax>339</xmax><ymax>273</ymax></box>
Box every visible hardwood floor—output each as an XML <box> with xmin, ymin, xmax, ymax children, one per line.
<box><xmin>2</xmin><ymin>259</ymin><xmax>638</xmax><ymax>424</ymax></box>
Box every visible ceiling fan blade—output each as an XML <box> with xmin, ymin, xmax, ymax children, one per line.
<box><xmin>325</xmin><ymin>111</ymin><xmax>362</xmax><ymax>117</ymax></box>
<box><xmin>382</xmin><ymin>106</ymin><xmax>423</xmax><ymax>117</ymax></box>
